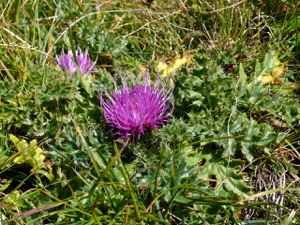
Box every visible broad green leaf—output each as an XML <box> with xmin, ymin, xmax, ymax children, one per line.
<box><xmin>80</xmin><ymin>73</ymin><xmax>93</xmax><ymax>95</ymax></box>
<box><xmin>241</xmin><ymin>141</ymin><xmax>255</xmax><ymax>162</ymax></box>
<box><xmin>238</xmin><ymin>63</ymin><xmax>247</xmax><ymax>87</ymax></box>
<box><xmin>256</xmin><ymin>127</ymin><xmax>277</xmax><ymax>147</ymax></box>
<box><xmin>241</xmin><ymin>120</ymin><xmax>256</xmax><ymax>161</ymax></box>
<box><xmin>248</xmin><ymin>84</ymin><xmax>264</xmax><ymax>104</ymax></box>
<box><xmin>222</xmin><ymin>138</ymin><xmax>237</xmax><ymax>158</ymax></box>
<box><xmin>199</xmin><ymin>161</ymin><xmax>251</xmax><ymax>199</ymax></box>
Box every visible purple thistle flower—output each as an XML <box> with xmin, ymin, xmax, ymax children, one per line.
<box><xmin>99</xmin><ymin>72</ymin><xmax>172</xmax><ymax>141</ymax></box>
<box><xmin>58</xmin><ymin>47</ymin><xmax>96</xmax><ymax>75</ymax></box>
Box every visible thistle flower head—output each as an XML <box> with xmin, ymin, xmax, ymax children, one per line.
<box><xmin>58</xmin><ymin>47</ymin><xmax>96</xmax><ymax>75</ymax></box>
<box><xmin>99</xmin><ymin>72</ymin><xmax>172</xmax><ymax>141</ymax></box>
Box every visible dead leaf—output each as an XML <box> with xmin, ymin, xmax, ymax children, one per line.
<box><xmin>156</xmin><ymin>53</ymin><xmax>193</xmax><ymax>78</ymax></box>
<box><xmin>142</xmin><ymin>0</ymin><xmax>154</xmax><ymax>5</ymax></box>
<box><xmin>138</xmin><ymin>64</ymin><xmax>148</xmax><ymax>75</ymax></box>
<box><xmin>256</xmin><ymin>50</ymin><xmax>287</xmax><ymax>85</ymax></box>
<box><xmin>257</xmin><ymin>73</ymin><xmax>274</xmax><ymax>85</ymax></box>
<box><xmin>271</xmin><ymin>119</ymin><xmax>289</xmax><ymax>128</ymax></box>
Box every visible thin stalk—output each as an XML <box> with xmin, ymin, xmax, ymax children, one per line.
<box><xmin>0</xmin><ymin>60</ymin><xmax>14</xmax><ymax>81</ymax></box>
<box><xmin>14</xmin><ymin>0</ymin><xmax>21</xmax><ymax>24</ymax></box>
<box><xmin>88</xmin><ymin>138</ymin><xmax>129</xmax><ymax>204</ymax></box>
<box><xmin>72</xmin><ymin>118</ymin><xmax>101</xmax><ymax>177</ymax></box>
<box><xmin>152</xmin><ymin>145</ymin><xmax>166</xmax><ymax>220</ymax></box>
<box><xmin>91</xmin><ymin>210</ymin><xmax>103</xmax><ymax>225</ymax></box>
<box><xmin>113</xmin><ymin>139</ymin><xmax>141</xmax><ymax>221</ymax></box>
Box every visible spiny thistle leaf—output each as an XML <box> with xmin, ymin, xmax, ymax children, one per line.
<box><xmin>197</xmin><ymin>148</ymin><xmax>252</xmax><ymax>200</ymax></box>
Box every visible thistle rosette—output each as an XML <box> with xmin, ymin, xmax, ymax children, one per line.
<box><xmin>99</xmin><ymin>72</ymin><xmax>172</xmax><ymax>141</ymax></box>
<box><xmin>58</xmin><ymin>47</ymin><xmax>96</xmax><ymax>75</ymax></box>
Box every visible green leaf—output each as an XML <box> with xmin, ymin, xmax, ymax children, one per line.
<box><xmin>255</xmin><ymin>49</ymin><xmax>281</xmax><ymax>78</ymax></box>
<box><xmin>198</xmin><ymin>149</ymin><xmax>252</xmax><ymax>200</ymax></box>
<box><xmin>58</xmin><ymin>177</ymin><xmax>83</xmax><ymax>200</ymax></box>
<box><xmin>241</xmin><ymin>141</ymin><xmax>255</xmax><ymax>162</ymax></box>
<box><xmin>174</xmin><ymin>195</ymin><xmax>232</xmax><ymax>206</ymax></box>
<box><xmin>3</xmin><ymin>190</ymin><xmax>27</xmax><ymax>210</ymax></box>
<box><xmin>80</xmin><ymin>73</ymin><xmax>93</xmax><ymax>95</ymax></box>
<box><xmin>0</xmin><ymin>179</ymin><xmax>12</xmax><ymax>192</ymax></box>
<box><xmin>256</xmin><ymin>127</ymin><xmax>277</xmax><ymax>147</ymax></box>
<box><xmin>238</xmin><ymin>63</ymin><xmax>247</xmax><ymax>87</ymax></box>
<box><xmin>9</xmin><ymin>134</ymin><xmax>28</xmax><ymax>151</ymax></box>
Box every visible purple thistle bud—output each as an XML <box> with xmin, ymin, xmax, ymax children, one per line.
<box><xmin>58</xmin><ymin>47</ymin><xmax>96</xmax><ymax>75</ymax></box>
<box><xmin>59</xmin><ymin>51</ymin><xmax>76</xmax><ymax>74</ymax></box>
<box><xmin>99</xmin><ymin>72</ymin><xmax>172</xmax><ymax>141</ymax></box>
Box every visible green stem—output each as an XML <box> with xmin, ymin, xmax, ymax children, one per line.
<box><xmin>88</xmin><ymin>139</ymin><xmax>129</xmax><ymax>205</ymax></box>
<box><xmin>14</xmin><ymin>0</ymin><xmax>21</xmax><ymax>24</ymax></box>
<box><xmin>113</xmin><ymin>139</ymin><xmax>141</xmax><ymax>221</ymax></box>
<box><xmin>92</xmin><ymin>210</ymin><xmax>103</xmax><ymax>225</ymax></box>
<box><xmin>72</xmin><ymin>118</ymin><xmax>101</xmax><ymax>177</ymax></box>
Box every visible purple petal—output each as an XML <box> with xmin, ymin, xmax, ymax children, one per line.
<box><xmin>99</xmin><ymin>72</ymin><xmax>172</xmax><ymax>141</ymax></box>
<box><xmin>57</xmin><ymin>47</ymin><xmax>96</xmax><ymax>75</ymax></box>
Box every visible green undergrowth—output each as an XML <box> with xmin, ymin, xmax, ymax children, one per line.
<box><xmin>1</xmin><ymin>0</ymin><xmax>300</xmax><ymax>224</ymax></box>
